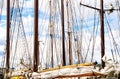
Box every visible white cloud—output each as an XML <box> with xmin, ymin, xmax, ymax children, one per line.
<box><xmin>0</xmin><ymin>26</ymin><xmax>6</xmax><ymax>40</ymax></box>
<box><xmin>0</xmin><ymin>45</ymin><xmax>5</xmax><ymax>52</ymax></box>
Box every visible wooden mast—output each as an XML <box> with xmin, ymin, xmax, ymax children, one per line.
<box><xmin>49</xmin><ymin>0</ymin><xmax>54</xmax><ymax>67</ymax></box>
<box><xmin>6</xmin><ymin>0</ymin><xmax>10</xmax><ymax>73</ymax></box>
<box><xmin>80</xmin><ymin>0</ymin><xmax>105</xmax><ymax>68</ymax></box>
<box><xmin>61</xmin><ymin>0</ymin><xmax>66</xmax><ymax>66</ymax></box>
<box><xmin>66</xmin><ymin>1</ymin><xmax>72</xmax><ymax>65</ymax></box>
<box><xmin>100</xmin><ymin>0</ymin><xmax>105</xmax><ymax>68</ymax></box>
<box><xmin>33</xmin><ymin>0</ymin><xmax>39</xmax><ymax>72</ymax></box>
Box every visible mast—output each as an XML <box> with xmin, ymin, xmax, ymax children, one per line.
<box><xmin>61</xmin><ymin>0</ymin><xmax>66</xmax><ymax>66</ymax></box>
<box><xmin>66</xmin><ymin>1</ymin><xmax>72</xmax><ymax>65</ymax></box>
<box><xmin>6</xmin><ymin>0</ymin><xmax>10</xmax><ymax>73</ymax></box>
<box><xmin>100</xmin><ymin>0</ymin><xmax>105</xmax><ymax>68</ymax></box>
<box><xmin>80</xmin><ymin>0</ymin><xmax>105</xmax><ymax>68</ymax></box>
<box><xmin>33</xmin><ymin>0</ymin><xmax>39</xmax><ymax>72</ymax></box>
<box><xmin>49</xmin><ymin>0</ymin><xmax>54</xmax><ymax>67</ymax></box>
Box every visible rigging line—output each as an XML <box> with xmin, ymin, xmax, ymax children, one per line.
<box><xmin>17</xmin><ymin>0</ymin><xmax>32</xmax><ymax>65</ymax></box>
<box><xmin>79</xmin><ymin>27</ymin><xmax>84</xmax><ymax>63</ymax></box>
<box><xmin>74</xmin><ymin>1</ymin><xmax>82</xmax><ymax>33</ymax></box>
<box><xmin>11</xmin><ymin>3</ymin><xmax>18</xmax><ymax>67</ymax></box>
<box><xmin>78</xmin><ymin>1</ymin><xmax>85</xmax><ymax>63</ymax></box>
<box><xmin>107</xmin><ymin>27</ymin><xmax>116</xmax><ymax>61</ymax></box>
<box><xmin>105</xmin><ymin>13</ymin><xmax>120</xmax><ymax>58</ymax></box>
<box><xmin>79</xmin><ymin>2</ymin><xmax>95</xmax><ymax>34</ymax></box>
<box><xmin>40</xmin><ymin>40</ymin><xmax>47</xmax><ymax>69</ymax></box>
<box><xmin>10</xmin><ymin>18</ymin><xmax>17</xmax><ymax>66</ymax></box>
<box><xmin>115</xmin><ymin>0</ymin><xmax>120</xmax><ymax>36</ymax></box>
<box><xmin>79</xmin><ymin>0</ymin><xmax>89</xmax><ymax>54</ymax></box>
<box><xmin>10</xmin><ymin>0</ymin><xmax>16</xmax><ymax>50</ymax></box>
<box><xmin>10</xmin><ymin>3</ymin><xmax>18</xmax><ymax>51</ymax></box>
<box><xmin>20</xmin><ymin>13</ymin><xmax>33</xmax><ymax>67</ymax></box>
<box><xmin>9</xmin><ymin>0</ymin><xmax>16</xmax><ymax>42</ymax></box>
<box><xmin>70</xmin><ymin>1</ymin><xmax>80</xmax><ymax>63</ymax></box>
<box><xmin>38</xmin><ymin>0</ymin><xmax>48</xmax><ymax>42</ymax></box>
<box><xmin>53</xmin><ymin>0</ymin><xmax>62</xmax><ymax>66</ymax></box>
<box><xmin>55</xmin><ymin>42</ymin><xmax>61</xmax><ymax>65</ymax></box>
<box><xmin>115</xmin><ymin>0</ymin><xmax>120</xmax><ymax>8</ymax></box>
<box><xmin>39</xmin><ymin>10</ymin><xmax>49</xmax><ymax>67</ymax></box>
<box><xmin>69</xmin><ymin>1</ymin><xmax>77</xmax><ymax>34</ymax></box>
<box><xmin>54</xmin><ymin>37</ymin><xmax>61</xmax><ymax>66</ymax></box>
<box><xmin>83</xmin><ymin>17</ymin><xmax>98</xmax><ymax>62</ymax></box>
<box><xmin>55</xmin><ymin>0</ymin><xmax>62</xmax><ymax>39</ymax></box>
<box><xmin>79</xmin><ymin>6</ymin><xmax>98</xmax><ymax>62</ymax></box>
<box><xmin>1</xmin><ymin>52</ymin><xmax>5</xmax><ymax>67</ymax></box>
<box><xmin>115</xmin><ymin>13</ymin><xmax>120</xmax><ymax>48</ymax></box>
<box><xmin>91</xmin><ymin>0</ymin><xmax>97</xmax><ymax>62</ymax></box>
<box><xmin>56</xmin><ymin>0</ymin><xmax>61</xmax><ymax>19</ymax></box>
<box><xmin>10</xmin><ymin>0</ymin><xmax>22</xmax><ymax>51</ymax></box>
<box><xmin>0</xmin><ymin>0</ymin><xmax>4</xmax><ymax>23</ymax></box>
<box><xmin>10</xmin><ymin>0</ymin><xmax>19</xmax><ymax>66</ymax></box>
<box><xmin>69</xmin><ymin>0</ymin><xmax>76</xmax><ymax>32</ymax></box>
<box><xmin>68</xmin><ymin>1</ymin><xmax>75</xmax><ymax>60</ymax></box>
<box><xmin>52</xmin><ymin>0</ymin><xmax>60</xmax><ymax>66</ymax></box>
<box><xmin>79</xmin><ymin>11</ymin><xmax>96</xmax><ymax>52</ymax></box>
<box><xmin>10</xmin><ymin>0</ymin><xmax>24</xmax><ymax>53</ymax></box>
<box><xmin>53</xmin><ymin>0</ymin><xmax>61</xmax><ymax>37</ymax></box>
<box><xmin>54</xmin><ymin>4</ymin><xmax>62</xmax><ymax>66</ymax></box>
<box><xmin>71</xmin><ymin>0</ymin><xmax>80</xmax><ymax>30</ymax></box>
<box><xmin>46</xmin><ymin>34</ymin><xmax>53</xmax><ymax>68</ymax></box>
<box><xmin>80</xmin><ymin>5</ymin><xmax>97</xmax><ymax>62</ymax></box>
<box><xmin>105</xmin><ymin>13</ymin><xmax>119</xmax><ymax>49</ymax></box>
<box><xmin>111</xmin><ymin>49</ymin><xmax>115</xmax><ymax>62</ymax></box>
<box><xmin>75</xmin><ymin>34</ymin><xmax>82</xmax><ymax>63</ymax></box>
<box><xmin>46</xmin><ymin>36</ymin><xmax>50</xmax><ymax>67</ymax></box>
<box><xmin>39</xmin><ymin>1</ymin><xmax>49</xmax><ymax>36</ymax></box>
<box><xmin>39</xmin><ymin>0</ymin><xmax>49</xmax><ymax>37</ymax></box>
<box><xmin>11</xmin><ymin>24</ymin><xmax>20</xmax><ymax>67</ymax></box>
<box><xmin>105</xmin><ymin>19</ymin><xmax>117</xmax><ymax>61</ymax></box>
<box><xmin>71</xmin><ymin>0</ymin><xmax>83</xmax><ymax>62</ymax></box>
<box><xmin>74</xmin><ymin>0</ymin><xmax>83</xmax><ymax>63</ymax></box>
<box><xmin>115</xmin><ymin>1</ymin><xmax>120</xmax><ymax>23</ymax></box>
<box><xmin>112</xmin><ymin>43</ymin><xmax>118</xmax><ymax>62</ymax></box>
<box><xmin>92</xmin><ymin>14</ymin><xmax>100</xmax><ymax>61</ymax></box>
<box><xmin>10</xmin><ymin>0</ymin><xmax>16</xmax><ymax>22</ymax></box>
<box><xmin>12</xmin><ymin>0</ymin><xmax>26</xmax><ymax>67</ymax></box>
<box><xmin>84</xmin><ymin>33</ymin><xmax>93</xmax><ymax>63</ymax></box>
<box><xmin>52</xmin><ymin>0</ymin><xmax>57</xmax><ymax>66</ymax></box>
<box><xmin>39</xmin><ymin>7</ymin><xmax>51</xmax><ymax>68</ymax></box>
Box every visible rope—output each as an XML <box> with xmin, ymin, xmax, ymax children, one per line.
<box><xmin>105</xmin><ymin>13</ymin><xmax>120</xmax><ymax>61</ymax></box>
<box><xmin>0</xmin><ymin>0</ymin><xmax>4</xmax><ymax>23</ymax></box>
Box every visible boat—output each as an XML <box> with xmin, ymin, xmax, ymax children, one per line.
<box><xmin>2</xmin><ymin>0</ymin><xmax>120</xmax><ymax>79</ymax></box>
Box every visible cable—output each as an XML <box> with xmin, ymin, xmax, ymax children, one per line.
<box><xmin>0</xmin><ymin>0</ymin><xmax>4</xmax><ymax>23</ymax></box>
<box><xmin>105</xmin><ymin>13</ymin><xmax>120</xmax><ymax>61</ymax></box>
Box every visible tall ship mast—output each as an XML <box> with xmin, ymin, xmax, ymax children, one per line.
<box><xmin>33</xmin><ymin>0</ymin><xmax>39</xmax><ymax>72</ymax></box>
<box><xmin>61</xmin><ymin>0</ymin><xmax>66</xmax><ymax>66</ymax></box>
<box><xmin>6</xmin><ymin>0</ymin><xmax>10</xmax><ymax>74</ymax></box>
<box><xmin>100</xmin><ymin>0</ymin><xmax>105</xmax><ymax>68</ymax></box>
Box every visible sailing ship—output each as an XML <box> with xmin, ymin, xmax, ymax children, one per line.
<box><xmin>1</xmin><ymin>0</ymin><xmax>120</xmax><ymax>79</ymax></box>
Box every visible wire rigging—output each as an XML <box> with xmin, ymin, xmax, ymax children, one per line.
<box><xmin>0</xmin><ymin>0</ymin><xmax>4</xmax><ymax>23</ymax></box>
<box><xmin>105</xmin><ymin>13</ymin><xmax>120</xmax><ymax>61</ymax></box>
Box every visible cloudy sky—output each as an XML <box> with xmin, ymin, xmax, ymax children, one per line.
<box><xmin>0</xmin><ymin>0</ymin><xmax>120</xmax><ymax>68</ymax></box>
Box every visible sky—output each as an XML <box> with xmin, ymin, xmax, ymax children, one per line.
<box><xmin>0</xmin><ymin>0</ymin><xmax>120</xmax><ymax>68</ymax></box>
